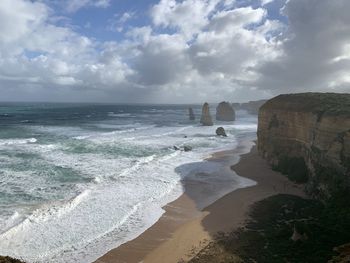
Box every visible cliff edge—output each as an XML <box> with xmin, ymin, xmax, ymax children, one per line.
<box><xmin>258</xmin><ymin>93</ymin><xmax>350</xmax><ymax>198</ymax></box>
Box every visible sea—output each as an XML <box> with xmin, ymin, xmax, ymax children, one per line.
<box><xmin>0</xmin><ymin>103</ymin><xmax>257</xmax><ymax>263</ymax></box>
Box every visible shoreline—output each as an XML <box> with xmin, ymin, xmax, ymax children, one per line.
<box><xmin>95</xmin><ymin>138</ymin><xmax>255</xmax><ymax>263</ymax></box>
<box><xmin>96</xmin><ymin>143</ymin><xmax>305</xmax><ymax>263</ymax></box>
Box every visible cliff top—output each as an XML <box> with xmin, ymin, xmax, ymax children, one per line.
<box><xmin>261</xmin><ymin>93</ymin><xmax>350</xmax><ymax>116</ymax></box>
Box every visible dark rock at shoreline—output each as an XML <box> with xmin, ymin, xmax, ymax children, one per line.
<box><xmin>216</xmin><ymin>102</ymin><xmax>235</xmax><ymax>121</ymax></box>
<box><xmin>173</xmin><ymin>146</ymin><xmax>180</xmax><ymax>150</ymax></box>
<box><xmin>188</xmin><ymin>107</ymin><xmax>195</xmax><ymax>120</ymax></box>
<box><xmin>216</xmin><ymin>127</ymin><xmax>227</xmax><ymax>137</ymax></box>
<box><xmin>183</xmin><ymin>145</ymin><xmax>192</xmax><ymax>152</ymax></box>
<box><xmin>200</xmin><ymin>102</ymin><xmax>213</xmax><ymax>126</ymax></box>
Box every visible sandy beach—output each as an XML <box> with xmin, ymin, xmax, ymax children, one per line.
<box><xmin>96</xmin><ymin>144</ymin><xmax>306</xmax><ymax>263</ymax></box>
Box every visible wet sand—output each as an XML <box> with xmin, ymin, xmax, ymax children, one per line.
<box><xmin>96</xmin><ymin>145</ymin><xmax>305</xmax><ymax>263</ymax></box>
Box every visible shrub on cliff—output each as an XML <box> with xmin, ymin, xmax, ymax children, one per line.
<box><xmin>190</xmin><ymin>194</ymin><xmax>350</xmax><ymax>263</ymax></box>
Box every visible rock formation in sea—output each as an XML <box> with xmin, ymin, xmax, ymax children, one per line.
<box><xmin>232</xmin><ymin>99</ymin><xmax>267</xmax><ymax>115</ymax></box>
<box><xmin>216</xmin><ymin>127</ymin><xmax>227</xmax><ymax>137</ymax></box>
<box><xmin>257</xmin><ymin>93</ymin><xmax>350</xmax><ymax>198</ymax></box>
<box><xmin>216</xmin><ymin>101</ymin><xmax>235</xmax><ymax>121</ymax></box>
<box><xmin>200</xmin><ymin>102</ymin><xmax>213</xmax><ymax>126</ymax></box>
<box><xmin>183</xmin><ymin>145</ymin><xmax>192</xmax><ymax>152</ymax></box>
<box><xmin>188</xmin><ymin>107</ymin><xmax>195</xmax><ymax>120</ymax></box>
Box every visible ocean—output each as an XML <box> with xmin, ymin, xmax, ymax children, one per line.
<box><xmin>0</xmin><ymin>103</ymin><xmax>257</xmax><ymax>262</ymax></box>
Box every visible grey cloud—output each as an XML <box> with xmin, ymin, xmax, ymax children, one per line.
<box><xmin>1</xmin><ymin>0</ymin><xmax>349</xmax><ymax>104</ymax></box>
<box><xmin>252</xmin><ymin>0</ymin><xmax>350</xmax><ymax>93</ymax></box>
<box><xmin>128</xmin><ymin>34</ymin><xmax>191</xmax><ymax>86</ymax></box>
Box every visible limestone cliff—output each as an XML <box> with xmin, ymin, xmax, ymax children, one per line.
<box><xmin>232</xmin><ymin>99</ymin><xmax>267</xmax><ymax>115</ymax></box>
<box><xmin>258</xmin><ymin>93</ymin><xmax>350</xmax><ymax>198</ymax></box>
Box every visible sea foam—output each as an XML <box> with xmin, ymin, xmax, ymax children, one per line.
<box><xmin>0</xmin><ymin>108</ymin><xmax>258</xmax><ymax>263</ymax></box>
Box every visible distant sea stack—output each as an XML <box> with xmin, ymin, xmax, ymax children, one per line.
<box><xmin>216</xmin><ymin>101</ymin><xmax>235</xmax><ymax>121</ymax></box>
<box><xmin>188</xmin><ymin>107</ymin><xmax>195</xmax><ymax>120</ymax></box>
<box><xmin>200</xmin><ymin>102</ymin><xmax>213</xmax><ymax>126</ymax></box>
<box><xmin>257</xmin><ymin>93</ymin><xmax>350</xmax><ymax>198</ymax></box>
<box><xmin>232</xmin><ymin>99</ymin><xmax>267</xmax><ymax>115</ymax></box>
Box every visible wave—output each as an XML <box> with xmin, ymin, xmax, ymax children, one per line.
<box><xmin>0</xmin><ymin>138</ymin><xmax>37</xmax><ymax>146</ymax></box>
<box><xmin>108</xmin><ymin>112</ymin><xmax>135</xmax><ymax>118</ymax></box>
<box><xmin>0</xmin><ymin>110</ymin><xmax>258</xmax><ymax>263</ymax></box>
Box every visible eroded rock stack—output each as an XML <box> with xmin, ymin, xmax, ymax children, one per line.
<box><xmin>200</xmin><ymin>102</ymin><xmax>213</xmax><ymax>126</ymax></box>
<box><xmin>188</xmin><ymin>107</ymin><xmax>195</xmax><ymax>120</ymax></box>
<box><xmin>216</xmin><ymin>101</ymin><xmax>235</xmax><ymax>121</ymax></box>
<box><xmin>257</xmin><ymin>93</ymin><xmax>350</xmax><ymax>198</ymax></box>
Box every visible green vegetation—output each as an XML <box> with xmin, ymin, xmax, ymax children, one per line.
<box><xmin>310</xmin><ymin>164</ymin><xmax>350</xmax><ymax>205</ymax></box>
<box><xmin>272</xmin><ymin>156</ymin><xmax>309</xmax><ymax>184</ymax></box>
<box><xmin>189</xmin><ymin>194</ymin><xmax>350</xmax><ymax>263</ymax></box>
<box><xmin>262</xmin><ymin>93</ymin><xmax>350</xmax><ymax>116</ymax></box>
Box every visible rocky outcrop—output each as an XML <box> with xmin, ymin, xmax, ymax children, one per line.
<box><xmin>200</xmin><ymin>102</ymin><xmax>213</xmax><ymax>126</ymax></box>
<box><xmin>188</xmin><ymin>107</ymin><xmax>195</xmax><ymax>120</ymax></box>
<box><xmin>183</xmin><ymin>145</ymin><xmax>193</xmax><ymax>152</ymax></box>
<box><xmin>173</xmin><ymin>145</ymin><xmax>192</xmax><ymax>152</ymax></box>
<box><xmin>329</xmin><ymin>243</ymin><xmax>350</xmax><ymax>263</ymax></box>
<box><xmin>216</xmin><ymin>127</ymin><xmax>227</xmax><ymax>137</ymax></box>
<box><xmin>258</xmin><ymin>93</ymin><xmax>350</xmax><ymax>198</ymax></box>
<box><xmin>232</xmin><ymin>100</ymin><xmax>267</xmax><ymax>115</ymax></box>
<box><xmin>0</xmin><ymin>256</ymin><xmax>25</xmax><ymax>263</ymax></box>
<box><xmin>216</xmin><ymin>102</ymin><xmax>235</xmax><ymax>121</ymax></box>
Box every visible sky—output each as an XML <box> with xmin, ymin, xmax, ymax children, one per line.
<box><xmin>0</xmin><ymin>0</ymin><xmax>349</xmax><ymax>103</ymax></box>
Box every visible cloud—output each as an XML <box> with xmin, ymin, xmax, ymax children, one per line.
<box><xmin>0</xmin><ymin>0</ymin><xmax>48</xmax><ymax>45</ymax></box>
<box><xmin>64</xmin><ymin>0</ymin><xmax>110</xmax><ymax>13</ymax></box>
<box><xmin>108</xmin><ymin>12</ymin><xmax>136</xmax><ymax>32</ymax></box>
<box><xmin>0</xmin><ymin>0</ymin><xmax>349</xmax><ymax>103</ymax></box>
<box><xmin>151</xmin><ymin>0</ymin><xmax>221</xmax><ymax>39</ymax></box>
<box><xmin>189</xmin><ymin>6</ymin><xmax>277</xmax><ymax>77</ymax></box>
<box><xmin>261</xmin><ymin>0</ymin><xmax>275</xmax><ymax>5</ymax></box>
<box><xmin>251</xmin><ymin>0</ymin><xmax>350</xmax><ymax>94</ymax></box>
<box><xmin>0</xmin><ymin>0</ymin><xmax>131</xmax><ymax>99</ymax></box>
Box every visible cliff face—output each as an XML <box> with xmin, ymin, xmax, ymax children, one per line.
<box><xmin>258</xmin><ymin>93</ymin><xmax>350</xmax><ymax>198</ymax></box>
<box><xmin>232</xmin><ymin>99</ymin><xmax>267</xmax><ymax>115</ymax></box>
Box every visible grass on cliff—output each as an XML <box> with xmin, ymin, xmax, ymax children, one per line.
<box><xmin>189</xmin><ymin>194</ymin><xmax>350</xmax><ymax>263</ymax></box>
<box><xmin>262</xmin><ymin>92</ymin><xmax>350</xmax><ymax>116</ymax></box>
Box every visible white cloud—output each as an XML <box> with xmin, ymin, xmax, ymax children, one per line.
<box><xmin>261</xmin><ymin>0</ymin><xmax>275</xmax><ymax>6</ymax></box>
<box><xmin>251</xmin><ymin>0</ymin><xmax>350</xmax><ymax>94</ymax></box>
<box><xmin>64</xmin><ymin>0</ymin><xmax>110</xmax><ymax>13</ymax></box>
<box><xmin>0</xmin><ymin>0</ymin><xmax>131</xmax><ymax>97</ymax></box>
<box><xmin>108</xmin><ymin>12</ymin><xmax>135</xmax><ymax>32</ymax></box>
<box><xmin>0</xmin><ymin>0</ymin><xmax>48</xmax><ymax>44</ymax></box>
<box><xmin>151</xmin><ymin>0</ymin><xmax>221</xmax><ymax>39</ymax></box>
<box><xmin>0</xmin><ymin>0</ymin><xmax>349</xmax><ymax>103</ymax></box>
